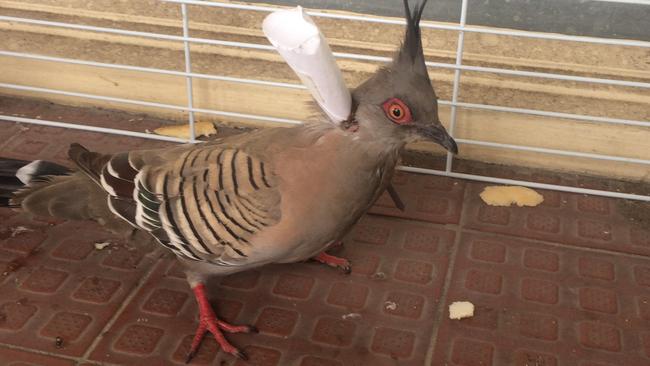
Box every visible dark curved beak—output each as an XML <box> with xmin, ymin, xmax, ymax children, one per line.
<box><xmin>416</xmin><ymin>124</ymin><xmax>458</xmax><ymax>154</ymax></box>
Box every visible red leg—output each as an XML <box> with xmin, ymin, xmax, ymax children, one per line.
<box><xmin>313</xmin><ymin>251</ymin><xmax>351</xmax><ymax>274</ymax></box>
<box><xmin>186</xmin><ymin>283</ymin><xmax>256</xmax><ymax>363</ymax></box>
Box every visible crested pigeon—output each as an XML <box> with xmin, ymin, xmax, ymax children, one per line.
<box><xmin>0</xmin><ymin>0</ymin><xmax>457</xmax><ymax>361</ymax></box>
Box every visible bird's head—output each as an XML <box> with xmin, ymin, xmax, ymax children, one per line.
<box><xmin>351</xmin><ymin>0</ymin><xmax>457</xmax><ymax>154</ymax></box>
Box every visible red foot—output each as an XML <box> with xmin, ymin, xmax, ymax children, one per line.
<box><xmin>186</xmin><ymin>283</ymin><xmax>257</xmax><ymax>363</ymax></box>
<box><xmin>313</xmin><ymin>251</ymin><xmax>351</xmax><ymax>274</ymax></box>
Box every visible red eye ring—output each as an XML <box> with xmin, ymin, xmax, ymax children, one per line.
<box><xmin>382</xmin><ymin>98</ymin><xmax>412</xmax><ymax>124</ymax></box>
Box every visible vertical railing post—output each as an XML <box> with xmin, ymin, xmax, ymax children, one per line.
<box><xmin>445</xmin><ymin>0</ymin><xmax>469</xmax><ymax>173</ymax></box>
<box><xmin>181</xmin><ymin>3</ymin><xmax>196</xmax><ymax>143</ymax></box>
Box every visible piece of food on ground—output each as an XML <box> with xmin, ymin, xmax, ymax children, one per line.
<box><xmin>153</xmin><ymin>121</ymin><xmax>217</xmax><ymax>139</ymax></box>
<box><xmin>480</xmin><ymin>185</ymin><xmax>544</xmax><ymax>207</ymax></box>
<box><xmin>449</xmin><ymin>301</ymin><xmax>475</xmax><ymax>320</ymax></box>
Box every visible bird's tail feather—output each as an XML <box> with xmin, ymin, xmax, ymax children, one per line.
<box><xmin>68</xmin><ymin>143</ymin><xmax>110</xmax><ymax>185</ymax></box>
<box><xmin>0</xmin><ymin>158</ymin><xmax>71</xmax><ymax>207</ymax></box>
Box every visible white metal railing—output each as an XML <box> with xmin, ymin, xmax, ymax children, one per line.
<box><xmin>2</xmin><ymin>51</ymin><xmax>647</xmax><ymax>128</ymax></box>
<box><xmin>0</xmin><ymin>51</ymin><xmax>305</xmax><ymax>89</ymax></box>
<box><xmin>0</xmin><ymin>115</ymin><xmax>188</xmax><ymax>143</ymax></box>
<box><xmin>181</xmin><ymin>3</ymin><xmax>197</xmax><ymax>141</ymax></box>
<box><xmin>445</xmin><ymin>0</ymin><xmax>468</xmax><ymax>173</ymax></box>
<box><xmin>3</xmin><ymin>14</ymin><xmax>650</xmax><ymax>91</ymax></box>
<box><xmin>0</xmin><ymin>0</ymin><xmax>649</xmax><ymax>201</ymax></box>
<box><xmin>0</xmin><ymin>83</ymin><xmax>302</xmax><ymax>125</ymax></box>
<box><xmin>2</xmin><ymin>15</ymin><xmax>650</xmax><ymax>89</ymax></box>
<box><xmin>163</xmin><ymin>0</ymin><xmax>650</xmax><ymax>48</ymax></box>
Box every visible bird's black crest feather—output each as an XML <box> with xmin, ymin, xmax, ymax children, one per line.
<box><xmin>397</xmin><ymin>0</ymin><xmax>429</xmax><ymax>73</ymax></box>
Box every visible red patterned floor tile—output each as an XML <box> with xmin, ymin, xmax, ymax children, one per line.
<box><xmin>1</xmin><ymin>124</ymin><xmax>171</xmax><ymax>166</ymax></box>
<box><xmin>0</xmin><ymin>97</ymin><xmax>174</xmax><ymax>165</ymax></box>
<box><xmin>4</xmin><ymin>97</ymin><xmax>650</xmax><ymax>366</ymax></box>
<box><xmin>369</xmin><ymin>172</ymin><xmax>466</xmax><ymax>224</ymax></box>
<box><xmin>0</xmin><ymin>121</ymin><xmax>24</xmax><ymax>151</ymax></box>
<box><xmin>88</xmin><ymin>216</ymin><xmax>454</xmax><ymax>365</ymax></box>
<box><xmin>371</xmin><ymin>326</ymin><xmax>416</xmax><ymax>358</ymax></box>
<box><xmin>463</xmin><ymin>182</ymin><xmax>650</xmax><ymax>256</ymax></box>
<box><xmin>0</xmin><ymin>213</ymin><xmax>159</xmax><ymax>358</ymax></box>
<box><xmin>430</xmin><ymin>231</ymin><xmax>650</xmax><ymax>366</ymax></box>
<box><xmin>0</xmin><ymin>346</ymin><xmax>75</xmax><ymax>366</ymax></box>
<box><xmin>255</xmin><ymin>307</ymin><xmax>300</xmax><ymax>337</ymax></box>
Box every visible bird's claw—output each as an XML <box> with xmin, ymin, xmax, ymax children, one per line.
<box><xmin>233</xmin><ymin>349</ymin><xmax>248</xmax><ymax>361</ymax></box>
<box><xmin>186</xmin><ymin>283</ymin><xmax>254</xmax><ymax>363</ymax></box>
<box><xmin>313</xmin><ymin>251</ymin><xmax>352</xmax><ymax>274</ymax></box>
<box><xmin>185</xmin><ymin>351</ymin><xmax>196</xmax><ymax>364</ymax></box>
<box><xmin>186</xmin><ymin>318</ymin><xmax>251</xmax><ymax>363</ymax></box>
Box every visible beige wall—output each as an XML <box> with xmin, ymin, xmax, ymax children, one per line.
<box><xmin>1</xmin><ymin>0</ymin><xmax>649</xmax><ymax>180</ymax></box>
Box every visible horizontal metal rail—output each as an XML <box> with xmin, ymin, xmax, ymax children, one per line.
<box><xmin>0</xmin><ymin>115</ymin><xmax>189</xmax><ymax>143</ymax></box>
<box><xmin>2</xmin><ymin>80</ymin><xmax>648</xmax><ymax>166</ymax></box>
<box><xmin>162</xmin><ymin>0</ymin><xmax>650</xmax><ymax>49</ymax></box>
<box><xmin>3</xmin><ymin>51</ymin><xmax>648</xmax><ymax>128</ymax></box>
<box><xmin>2</xmin><ymin>114</ymin><xmax>648</xmax><ymax>202</ymax></box>
<box><xmin>0</xmin><ymin>50</ymin><xmax>306</xmax><ymax>89</ymax></box>
<box><xmin>442</xmin><ymin>101</ymin><xmax>650</xmax><ymax>128</ymax></box>
<box><xmin>0</xmin><ymin>15</ymin><xmax>276</xmax><ymax>50</ymax></box>
<box><xmin>2</xmin><ymin>15</ymin><xmax>649</xmax><ymax>89</ymax></box>
<box><xmin>456</xmin><ymin>138</ymin><xmax>650</xmax><ymax>165</ymax></box>
<box><xmin>0</xmin><ymin>82</ymin><xmax>302</xmax><ymax>125</ymax></box>
<box><xmin>333</xmin><ymin>50</ymin><xmax>650</xmax><ymax>89</ymax></box>
<box><xmin>399</xmin><ymin>166</ymin><xmax>650</xmax><ymax>202</ymax></box>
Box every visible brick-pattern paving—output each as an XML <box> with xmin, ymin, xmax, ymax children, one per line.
<box><xmin>0</xmin><ymin>216</ymin><xmax>160</xmax><ymax>360</ymax></box>
<box><xmin>85</xmin><ymin>217</ymin><xmax>454</xmax><ymax>365</ymax></box>
<box><xmin>464</xmin><ymin>182</ymin><xmax>649</xmax><ymax>257</ymax></box>
<box><xmin>1</xmin><ymin>98</ymin><xmax>650</xmax><ymax>365</ymax></box>
<box><xmin>431</xmin><ymin>232</ymin><xmax>650</xmax><ymax>366</ymax></box>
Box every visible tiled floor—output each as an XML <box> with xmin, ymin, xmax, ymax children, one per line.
<box><xmin>1</xmin><ymin>98</ymin><xmax>649</xmax><ymax>365</ymax></box>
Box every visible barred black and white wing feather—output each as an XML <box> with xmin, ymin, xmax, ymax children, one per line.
<box><xmin>72</xmin><ymin>143</ymin><xmax>281</xmax><ymax>265</ymax></box>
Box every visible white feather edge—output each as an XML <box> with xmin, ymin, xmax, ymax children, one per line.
<box><xmin>105</xmin><ymin>196</ymin><xmax>139</xmax><ymax>229</ymax></box>
<box><xmin>133</xmin><ymin>171</ymin><xmax>153</xmax><ymax>229</ymax></box>
<box><xmin>106</xmin><ymin>159</ymin><xmax>121</xmax><ymax>179</ymax></box>
<box><xmin>15</xmin><ymin>160</ymin><xmax>42</xmax><ymax>185</ymax></box>
<box><xmin>132</xmin><ymin>170</ymin><xmax>209</xmax><ymax>261</ymax></box>
<box><xmin>147</xmin><ymin>179</ymin><xmax>202</xmax><ymax>259</ymax></box>
<box><xmin>99</xmin><ymin>172</ymin><xmax>117</xmax><ymax>196</ymax></box>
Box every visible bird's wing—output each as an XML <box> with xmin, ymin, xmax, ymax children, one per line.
<box><xmin>97</xmin><ymin>143</ymin><xmax>281</xmax><ymax>265</ymax></box>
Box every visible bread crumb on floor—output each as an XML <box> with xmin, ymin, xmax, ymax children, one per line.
<box><xmin>153</xmin><ymin>121</ymin><xmax>217</xmax><ymax>139</ymax></box>
<box><xmin>449</xmin><ymin>301</ymin><xmax>475</xmax><ymax>320</ymax></box>
<box><xmin>480</xmin><ymin>185</ymin><xmax>544</xmax><ymax>207</ymax></box>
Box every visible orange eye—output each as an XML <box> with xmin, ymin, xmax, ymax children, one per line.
<box><xmin>382</xmin><ymin>98</ymin><xmax>412</xmax><ymax>124</ymax></box>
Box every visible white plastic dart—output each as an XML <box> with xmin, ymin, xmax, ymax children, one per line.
<box><xmin>263</xmin><ymin>6</ymin><xmax>352</xmax><ymax>123</ymax></box>
<box><xmin>263</xmin><ymin>6</ymin><xmax>405</xmax><ymax>212</ymax></box>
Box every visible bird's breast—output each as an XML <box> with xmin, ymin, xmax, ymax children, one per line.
<box><xmin>250</xmin><ymin>130</ymin><xmax>399</xmax><ymax>263</ymax></box>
